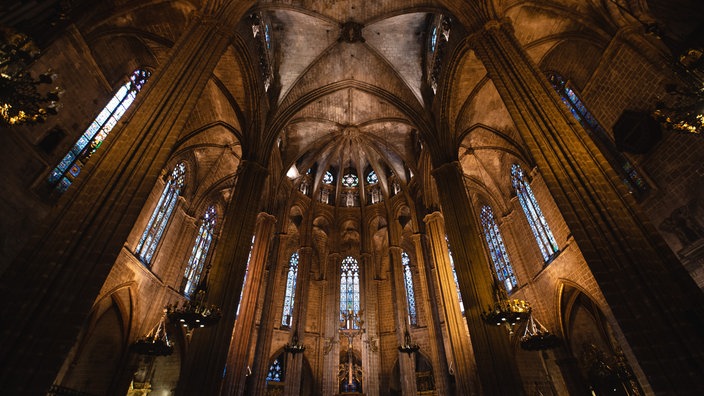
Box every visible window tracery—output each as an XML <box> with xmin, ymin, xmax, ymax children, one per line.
<box><xmin>511</xmin><ymin>164</ymin><xmax>559</xmax><ymax>261</ymax></box>
<box><xmin>401</xmin><ymin>251</ymin><xmax>418</xmax><ymax>326</ymax></box>
<box><xmin>48</xmin><ymin>69</ymin><xmax>150</xmax><ymax>193</ymax></box>
<box><xmin>135</xmin><ymin>162</ymin><xmax>185</xmax><ymax>265</ymax></box>
<box><xmin>281</xmin><ymin>251</ymin><xmax>299</xmax><ymax>327</ymax></box>
<box><xmin>547</xmin><ymin>72</ymin><xmax>649</xmax><ymax>199</ymax></box>
<box><xmin>181</xmin><ymin>205</ymin><xmax>217</xmax><ymax>297</ymax></box>
<box><xmin>340</xmin><ymin>256</ymin><xmax>361</xmax><ymax>328</ymax></box>
<box><xmin>480</xmin><ymin>205</ymin><xmax>518</xmax><ymax>293</ymax></box>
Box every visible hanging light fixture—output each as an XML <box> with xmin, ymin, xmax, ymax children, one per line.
<box><xmin>397</xmin><ymin>329</ymin><xmax>420</xmax><ymax>355</ymax></box>
<box><xmin>520</xmin><ymin>313</ymin><xmax>560</xmax><ymax>351</ymax></box>
<box><xmin>481</xmin><ymin>279</ymin><xmax>531</xmax><ymax>334</ymax></box>
<box><xmin>284</xmin><ymin>331</ymin><xmax>306</xmax><ymax>354</ymax></box>
<box><xmin>166</xmin><ymin>266</ymin><xmax>221</xmax><ymax>332</ymax></box>
<box><xmin>131</xmin><ymin>309</ymin><xmax>173</xmax><ymax>356</ymax></box>
<box><xmin>0</xmin><ymin>27</ymin><xmax>62</xmax><ymax>127</ymax></box>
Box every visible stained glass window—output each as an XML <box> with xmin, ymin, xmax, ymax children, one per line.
<box><xmin>430</xmin><ymin>26</ymin><xmax>438</xmax><ymax>52</ymax></box>
<box><xmin>236</xmin><ymin>236</ymin><xmax>255</xmax><ymax>318</ymax></box>
<box><xmin>445</xmin><ymin>235</ymin><xmax>464</xmax><ymax>315</ymax></box>
<box><xmin>181</xmin><ymin>205</ymin><xmax>217</xmax><ymax>298</ymax></box>
<box><xmin>401</xmin><ymin>251</ymin><xmax>418</xmax><ymax>326</ymax></box>
<box><xmin>48</xmin><ymin>69</ymin><xmax>150</xmax><ymax>194</ymax></box>
<box><xmin>323</xmin><ymin>171</ymin><xmax>334</xmax><ymax>185</ymax></box>
<box><xmin>511</xmin><ymin>164</ymin><xmax>559</xmax><ymax>261</ymax></box>
<box><xmin>281</xmin><ymin>251</ymin><xmax>299</xmax><ymax>327</ymax></box>
<box><xmin>547</xmin><ymin>73</ymin><xmax>649</xmax><ymax>199</ymax></box>
<box><xmin>342</xmin><ymin>173</ymin><xmax>358</xmax><ymax>187</ymax></box>
<box><xmin>135</xmin><ymin>162</ymin><xmax>185</xmax><ymax>265</ymax></box>
<box><xmin>366</xmin><ymin>171</ymin><xmax>378</xmax><ymax>185</ymax></box>
<box><xmin>266</xmin><ymin>353</ymin><xmax>285</xmax><ymax>382</ymax></box>
<box><xmin>480</xmin><ymin>206</ymin><xmax>518</xmax><ymax>293</ymax></box>
<box><xmin>340</xmin><ymin>256</ymin><xmax>361</xmax><ymax>328</ymax></box>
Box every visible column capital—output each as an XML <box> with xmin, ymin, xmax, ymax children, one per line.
<box><xmin>388</xmin><ymin>245</ymin><xmax>403</xmax><ymax>254</ymax></box>
<box><xmin>466</xmin><ymin>17</ymin><xmax>514</xmax><ymax>49</ymax></box>
<box><xmin>299</xmin><ymin>246</ymin><xmax>314</xmax><ymax>254</ymax></box>
<box><xmin>256</xmin><ymin>212</ymin><xmax>277</xmax><ymax>225</ymax></box>
<box><xmin>423</xmin><ymin>211</ymin><xmax>444</xmax><ymax>225</ymax></box>
<box><xmin>430</xmin><ymin>160</ymin><xmax>461</xmax><ymax>177</ymax></box>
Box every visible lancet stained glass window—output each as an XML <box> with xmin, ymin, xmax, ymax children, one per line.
<box><xmin>48</xmin><ymin>69</ymin><xmax>150</xmax><ymax>193</ymax></box>
<box><xmin>340</xmin><ymin>256</ymin><xmax>360</xmax><ymax>327</ymax></box>
<box><xmin>281</xmin><ymin>251</ymin><xmax>299</xmax><ymax>327</ymax></box>
<box><xmin>266</xmin><ymin>353</ymin><xmax>285</xmax><ymax>382</ymax></box>
<box><xmin>401</xmin><ymin>251</ymin><xmax>418</xmax><ymax>326</ymax></box>
<box><xmin>480</xmin><ymin>206</ymin><xmax>518</xmax><ymax>293</ymax></box>
<box><xmin>181</xmin><ymin>205</ymin><xmax>217</xmax><ymax>298</ymax></box>
<box><xmin>511</xmin><ymin>164</ymin><xmax>559</xmax><ymax>261</ymax></box>
<box><xmin>547</xmin><ymin>72</ymin><xmax>649</xmax><ymax>199</ymax></box>
<box><xmin>236</xmin><ymin>236</ymin><xmax>255</xmax><ymax>318</ymax></box>
<box><xmin>445</xmin><ymin>235</ymin><xmax>465</xmax><ymax>315</ymax></box>
<box><xmin>135</xmin><ymin>162</ymin><xmax>185</xmax><ymax>265</ymax></box>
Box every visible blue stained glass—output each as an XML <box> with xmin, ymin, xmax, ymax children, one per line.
<box><xmin>323</xmin><ymin>171</ymin><xmax>334</xmax><ymax>185</ymax></box>
<box><xmin>480</xmin><ymin>206</ymin><xmax>517</xmax><ymax>293</ymax></box>
<box><xmin>266</xmin><ymin>355</ymin><xmax>284</xmax><ymax>382</ymax></box>
<box><xmin>340</xmin><ymin>256</ymin><xmax>361</xmax><ymax>328</ymax></box>
<box><xmin>342</xmin><ymin>173</ymin><xmax>358</xmax><ymax>187</ymax></box>
<box><xmin>281</xmin><ymin>252</ymin><xmax>299</xmax><ymax>327</ymax></box>
<box><xmin>182</xmin><ymin>205</ymin><xmax>218</xmax><ymax>298</ymax></box>
<box><xmin>68</xmin><ymin>164</ymin><xmax>81</xmax><ymax>177</ymax></box>
<box><xmin>445</xmin><ymin>236</ymin><xmax>464</xmax><ymax>315</ymax></box>
<box><xmin>135</xmin><ymin>162</ymin><xmax>185</xmax><ymax>266</ymax></box>
<box><xmin>401</xmin><ymin>252</ymin><xmax>418</xmax><ymax>326</ymax></box>
<box><xmin>430</xmin><ymin>26</ymin><xmax>437</xmax><ymax>52</ymax></box>
<box><xmin>548</xmin><ymin>72</ymin><xmax>649</xmax><ymax>198</ymax></box>
<box><xmin>366</xmin><ymin>171</ymin><xmax>378</xmax><ymax>184</ymax></box>
<box><xmin>48</xmin><ymin>69</ymin><xmax>150</xmax><ymax>194</ymax></box>
<box><xmin>511</xmin><ymin>165</ymin><xmax>558</xmax><ymax>261</ymax></box>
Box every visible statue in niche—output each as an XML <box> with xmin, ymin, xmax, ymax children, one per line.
<box><xmin>345</xmin><ymin>190</ymin><xmax>355</xmax><ymax>207</ymax></box>
<box><xmin>659</xmin><ymin>203</ymin><xmax>704</xmax><ymax>247</ymax></box>
<box><xmin>320</xmin><ymin>188</ymin><xmax>330</xmax><ymax>204</ymax></box>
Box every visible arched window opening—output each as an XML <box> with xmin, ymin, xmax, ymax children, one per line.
<box><xmin>511</xmin><ymin>164</ymin><xmax>559</xmax><ymax>262</ymax></box>
<box><xmin>323</xmin><ymin>170</ymin><xmax>334</xmax><ymax>185</ymax></box>
<box><xmin>401</xmin><ymin>251</ymin><xmax>418</xmax><ymax>326</ymax></box>
<box><xmin>342</xmin><ymin>173</ymin><xmax>359</xmax><ymax>187</ymax></box>
<box><xmin>480</xmin><ymin>206</ymin><xmax>518</xmax><ymax>293</ymax></box>
<box><xmin>265</xmin><ymin>352</ymin><xmax>286</xmax><ymax>394</ymax></box>
<box><xmin>445</xmin><ymin>235</ymin><xmax>465</xmax><ymax>315</ymax></box>
<box><xmin>48</xmin><ymin>69</ymin><xmax>150</xmax><ymax>194</ymax></box>
<box><xmin>236</xmin><ymin>235</ymin><xmax>256</xmax><ymax>318</ymax></box>
<box><xmin>181</xmin><ymin>205</ymin><xmax>217</xmax><ymax>298</ymax></box>
<box><xmin>281</xmin><ymin>251</ymin><xmax>299</xmax><ymax>327</ymax></box>
<box><xmin>340</xmin><ymin>256</ymin><xmax>361</xmax><ymax>328</ymax></box>
<box><xmin>547</xmin><ymin>72</ymin><xmax>649</xmax><ymax>199</ymax></box>
<box><xmin>366</xmin><ymin>170</ymin><xmax>378</xmax><ymax>185</ymax></box>
<box><xmin>135</xmin><ymin>162</ymin><xmax>185</xmax><ymax>265</ymax></box>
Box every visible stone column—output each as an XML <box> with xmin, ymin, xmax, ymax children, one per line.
<box><xmin>410</xmin><ymin>233</ymin><xmax>451</xmax><ymax>395</ymax></box>
<box><xmin>0</xmin><ymin>3</ymin><xmax>252</xmax><ymax>394</ymax></box>
<box><xmin>360</xmin><ymin>252</ymin><xmax>380</xmax><ymax>396</ymax></box>
<box><xmin>469</xmin><ymin>19</ymin><xmax>704</xmax><ymax>393</ymax></box>
<box><xmin>251</xmin><ymin>233</ymin><xmax>290</xmax><ymax>395</ymax></box>
<box><xmin>177</xmin><ymin>160</ymin><xmax>269</xmax><ymax>395</ymax></box>
<box><xmin>222</xmin><ymin>212</ymin><xmax>276</xmax><ymax>395</ymax></box>
<box><xmin>321</xmin><ymin>252</ymin><xmax>341</xmax><ymax>394</ymax></box>
<box><xmin>284</xmin><ymin>246</ymin><xmax>313</xmax><ymax>396</ymax></box>
<box><xmin>388</xmin><ymin>246</ymin><xmax>417</xmax><ymax>395</ymax></box>
<box><xmin>423</xmin><ymin>211</ymin><xmax>479</xmax><ymax>395</ymax></box>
